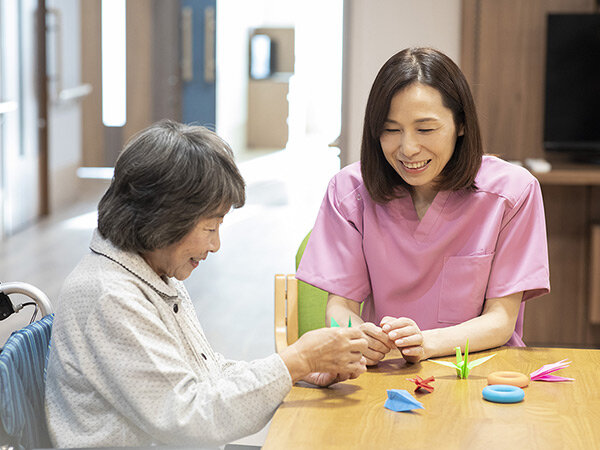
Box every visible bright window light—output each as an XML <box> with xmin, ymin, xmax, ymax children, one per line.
<box><xmin>101</xmin><ymin>0</ymin><xmax>126</xmax><ymax>127</ymax></box>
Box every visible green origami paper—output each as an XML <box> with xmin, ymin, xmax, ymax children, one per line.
<box><xmin>331</xmin><ymin>317</ymin><xmax>352</xmax><ymax>328</ymax></box>
<box><xmin>427</xmin><ymin>339</ymin><xmax>495</xmax><ymax>379</ymax></box>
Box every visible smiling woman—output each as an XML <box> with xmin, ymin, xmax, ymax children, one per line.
<box><xmin>296</xmin><ymin>47</ymin><xmax>550</xmax><ymax>367</ymax></box>
<box><xmin>143</xmin><ymin>215</ymin><xmax>224</xmax><ymax>280</ymax></box>
<box><xmin>44</xmin><ymin>120</ymin><xmax>369</xmax><ymax>448</ymax></box>
<box><xmin>379</xmin><ymin>83</ymin><xmax>464</xmax><ymax>217</ymax></box>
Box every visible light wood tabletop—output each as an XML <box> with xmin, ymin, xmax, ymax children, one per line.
<box><xmin>263</xmin><ymin>347</ymin><xmax>600</xmax><ymax>449</ymax></box>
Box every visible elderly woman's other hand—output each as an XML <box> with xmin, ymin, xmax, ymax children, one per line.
<box><xmin>300</xmin><ymin>370</ymin><xmax>363</xmax><ymax>387</ymax></box>
<box><xmin>280</xmin><ymin>327</ymin><xmax>368</xmax><ymax>385</ymax></box>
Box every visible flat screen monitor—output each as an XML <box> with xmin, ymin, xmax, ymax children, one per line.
<box><xmin>544</xmin><ymin>14</ymin><xmax>600</xmax><ymax>162</ymax></box>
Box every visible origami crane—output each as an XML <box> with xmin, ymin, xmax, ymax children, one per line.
<box><xmin>530</xmin><ymin>359</ymin><xmax>574</xmax><ymax>382</ymax></box>
<box><xmin>384</xmin><ymin>389</ymin><xmax>424</xmax><ymax>412</ymax></box>
<box><xmin>427</xmin><ymin>339</ymin><xmax>495</xmax><ymax>379</ymax></box>
<box><xmin>330</xmin><ymin>316</ymin><xmax>352</xmax><ymax>327</ymax></box>
<box><xmin>407</xmin><ymin>375</ymin><xmax>435</xmax><ymax>393</ymax></box>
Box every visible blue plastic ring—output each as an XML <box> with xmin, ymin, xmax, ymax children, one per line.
<box><xmin>482</xmin><ymin>384</ymin><xmax>524</xmax><ymax>404</ymax></box>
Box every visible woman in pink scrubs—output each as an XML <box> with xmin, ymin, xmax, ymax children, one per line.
<box><xmin>296</xmin><ymin>48</ymin><xmax>550</xmax><ymax>364</ymax></box>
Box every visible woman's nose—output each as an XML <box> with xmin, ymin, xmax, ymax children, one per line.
<box><xmin>401</xmin><ymin>135</ymin><xmax>420</xmax><ymax>158</ymax></box>
<box><xmin>210</xmin><ymin>232</ymin><xmax>221</xmax><ymax>253</ymax></box>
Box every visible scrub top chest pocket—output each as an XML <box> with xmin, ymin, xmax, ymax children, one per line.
<box><xmin>438</xmin><ymin>253</ymin><xmax>494</xmax><ymax>324</ymax></box>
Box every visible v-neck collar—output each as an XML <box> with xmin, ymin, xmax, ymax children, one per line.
<box><xmin>391</xmin><ymin>190</ymin><xmax>451</xmax><ymax>242</ymax></box>
<box><xmin>413</xmin><ymin>190</ymin><xmax>450</xmax><ymax>241</ymax></box>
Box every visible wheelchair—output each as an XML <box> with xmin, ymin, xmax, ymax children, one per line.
<box><xmin>0</xmin><ymin>282</ymin><xmax>54</xmax><ymax>450</ymax></box>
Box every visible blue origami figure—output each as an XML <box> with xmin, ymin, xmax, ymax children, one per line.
<box><xmin>384</xmin><ymin>389</ymin><xmax>424</xmax><ymax>412</ymax></box>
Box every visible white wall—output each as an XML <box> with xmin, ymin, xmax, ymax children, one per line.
<box><xmin>288</xmin><ymin>0</ymin><xmax>343</xmax><ymax>147</ymax></box>
<box><xmin>216</xmin><ymin>0</ymin><xmax>295</xmax><ymax>154</ymax></box>
<box><xmin>216</xmin><ymin>0</ymin><xmax>343</xmax><ymax>155</ymax></box>
<box><xmin>341</xmin><ymin>0</ymin><xmax>462</xmax><ymax>165</ymax></box>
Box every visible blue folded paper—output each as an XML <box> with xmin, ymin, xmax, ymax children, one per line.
<box><xmin>384</xmin><ymin>389</ymin><xmax>424</xmax><ymax>412</ymax></box>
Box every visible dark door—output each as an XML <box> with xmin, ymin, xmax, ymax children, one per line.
<box><xmin>180</xmin><ymin>0</ymin><xmax>216</xmax><ymax>127</ymax></box>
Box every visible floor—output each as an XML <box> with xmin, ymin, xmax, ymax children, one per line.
<box><xmin>0</xmin><ymin>141</ymin><xmax>340</xmax><ymax>445</ymax></box>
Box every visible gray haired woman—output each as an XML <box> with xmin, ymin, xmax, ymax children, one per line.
<box><xmin>45</xmin><ymin>120</ymin><xmax>368</xmax><ymax>448</ymax></box>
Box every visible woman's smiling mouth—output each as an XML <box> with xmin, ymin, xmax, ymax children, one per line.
<box><xmin>190</xmin><ymin>256</ymin><xmax>206</xmax><ymax>269</ymax></box>
<box><xmin>401</xmin><ymin>159</ymin><xmax>431</xmax><ymax>172</ymax></box>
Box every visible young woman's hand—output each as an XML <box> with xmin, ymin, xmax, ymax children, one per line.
<box><xmin>380</xmin><ymin>316</ymin><xmax>426</xmax><ymax>363</ymax></box>
<box><xmin>357</xmin><ymin>322</ymin><xmax>396</xmax><ymax>365</ymax></box>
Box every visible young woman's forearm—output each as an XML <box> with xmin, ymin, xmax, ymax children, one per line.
<box><xmin>422</xmin><ymin>292</ymin><xmax>523</xmax><ymax>359</ymax></box>
<box><xmin>326</xmin><ymin>294</ymin><xmax>363</xmax><ymax>327</ymax></box>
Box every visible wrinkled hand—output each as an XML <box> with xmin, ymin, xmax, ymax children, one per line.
<box><xmin>282</xmin><ymin>327</ymin><xmax>368</xmax><ymax>383</ymax></box>
<box><xmin>357</xmin><ymin>322</ymin><xmax>395</xmax><ymax>365</ymax></box>
<box><xmin>301</xmin><ymin>370</ymin><xmax>359</xmax><ymax>387</ymax></box>
<box><xmin>380</xmin><ymin>316</ymin><xmax>426</xmax><ymax>363</ymax></box>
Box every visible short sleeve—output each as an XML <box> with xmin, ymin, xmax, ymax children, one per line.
<box><xmin>296</xmin><ymin>174</ymin><xmax>372</xmax><ymax>302</ymax></box>
<box><xmin>486</xmin><ymin>178</ymin><xmax>550</xmax><ymax>301</ymax></box>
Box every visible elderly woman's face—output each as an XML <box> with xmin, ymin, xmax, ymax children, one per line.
<box><xmin>143</xmin><ymin>215</ymin><xmax>223</xmax><ymax>280</ymax></box>
<box><xmin>379</xmin><ymin>83</ymin><xmax>463</xmax><ymax>196</ymax></box>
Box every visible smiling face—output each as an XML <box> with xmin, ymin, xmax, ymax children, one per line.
<box><xmin>142</xmin><ymin>215</ymin><xmax>224</xmax><ymax>280</ymax></box>
<box><xmin>379</xmin><ymin>82</ymin><xmax>463</xmax><ymax>198</ymax></box>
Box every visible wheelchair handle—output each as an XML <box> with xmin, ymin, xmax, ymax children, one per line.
<box><xmin>0</xmin><ymin>282</ymin><xmax>53</xmax><ymax>316</ymax></box>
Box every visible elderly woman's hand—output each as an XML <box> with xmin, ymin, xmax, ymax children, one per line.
<box><xmin>300</xmin><ymin>372</ymin><xmax>350</xmax><ymax>387</ymax></box>
<box><xmin>280</xmin><ymin>327</ymin><xmax>368</xmax><ymax>384</ymax></box>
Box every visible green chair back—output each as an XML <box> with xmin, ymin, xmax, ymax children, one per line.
<box><xmin>295</xmin><ymin>231</ymin><xmax>328</xmax><ymax>337</ymax></box>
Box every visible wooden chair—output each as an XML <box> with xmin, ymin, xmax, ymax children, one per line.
<box><xmin>274</xmin><ymin>274</ymin><xmax>298</xmax><ymax>352</ymax></box>
<box><xmin>274</xmin><ymin>232</ymin><xmax>328</xmax><ymax>352</ymax></box>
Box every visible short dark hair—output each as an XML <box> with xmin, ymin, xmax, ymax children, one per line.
<box><xmin>98</xmin><ymin>120</ymin><xmax>245</xmax><ymax>252</ymax></box>
<box><xmin>360</xmin><ymin>47</ymin><xmax>483</xmax><ymax>203</ymax></box>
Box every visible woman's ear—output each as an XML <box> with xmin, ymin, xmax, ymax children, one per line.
<box><xmin>458</xmin><ymin>124</ymin><xmax>465</xmax><ymax>137</ymax></box>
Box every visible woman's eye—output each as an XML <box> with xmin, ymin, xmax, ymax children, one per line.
<box><xmin>418</xmin><ymin>128</ymin><xmax>435</xmax><ymax>133</ymax></box>
<box><xmin>383</xmin><ymin>129</ymin><xmax>400</xmax><ymax>133</ymax></box>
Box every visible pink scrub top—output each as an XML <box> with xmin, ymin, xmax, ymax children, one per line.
<box><xmin>296</xmin><ymin>155</ymin><xmax>550</xmax><ymax>346</ymax></box>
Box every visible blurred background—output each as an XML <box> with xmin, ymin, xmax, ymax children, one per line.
<box><xmin>0</xmin><ymin>0</ymin><xmax>462</xmax><ymax>350</ymax></box>
<box><xmin>2</xmin><ymin>0</ymin><xmax>600</xmax><ymax>376</ymax></box>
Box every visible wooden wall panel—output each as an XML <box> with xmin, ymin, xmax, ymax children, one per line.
<box><xmin>81</xmin><ymin>1</ymin><xmax>177</xmax><ymax>166</ymax></box>
<box><xmin>124</xmin><ymin>0</ymin><xmax>153</xmax><ymax>144</ymax></box>
<box><xmin>151</xmin><ymin>0</ymin><xmax>182</xmax><ymax>123</ymax></box>
<box><xmin>247</xmin><ymin>78</ymin><xmax>290</xmax><ymax>149</ymax></box>
<box><xmin>523</xmin><ymin>186</ymin><xmax>589</xmax><ymax>346</ymax></box>
<box><xmin>80</xmin><ymin>0</ymin><xmax>104</xmax><ymax>167</ymax></box>
<box><xmin>462</xmin><ymin>0</ymin><xmax>600</xmax><ymax>348</ymax></box>
<box><xmin>461</xmin><ymin>0</ymin><xmax>595</xmax><ymax>161</ymax></box>
<box><xmin>587</xmin><ymin>187</ymin><xmax>600</xmax><ymax>345</ymax></box>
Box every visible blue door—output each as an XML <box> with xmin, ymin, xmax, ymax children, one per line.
<box><xmin>180</xmin><ymin>0</ymin><xmax>216</xmax><ymax>128</ymax></box>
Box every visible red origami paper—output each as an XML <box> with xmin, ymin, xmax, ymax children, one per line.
<box><xmin>407</xmin><ymin>375</ymin><xmax>435</xmax><ymax>393</ymax></box>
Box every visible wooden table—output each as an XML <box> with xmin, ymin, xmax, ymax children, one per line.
<box><xmin>263</xmin><ymin>347</ymin><xmax>600</xmax><ymax>449</ymax></box>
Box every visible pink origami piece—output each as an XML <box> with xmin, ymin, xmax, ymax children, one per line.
<box><xmin>530</xmin><ymin>359</ymin><xmax>574</xmax><ymax>382</ymax></box>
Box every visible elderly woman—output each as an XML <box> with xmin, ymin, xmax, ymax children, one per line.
<box><xmin>297</xmin><ymin>47</ymin><xmax>550</xmax><ymax>365</ymax></box>
<box><xmin>45</xmin><ymin>120</ymin><xmax>368</xmax><ymax>448</ymax></box>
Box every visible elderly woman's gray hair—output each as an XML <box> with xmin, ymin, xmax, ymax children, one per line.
<box><xmin>98</xmin><ymin>120</ymin><xmax>245</xmax><ymax>252</ymax></box>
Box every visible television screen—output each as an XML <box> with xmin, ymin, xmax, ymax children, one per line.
<box><xmin>544</xmin><ymin>14</ymin><xmax>600</xmax><ymax>158</ymax></box>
